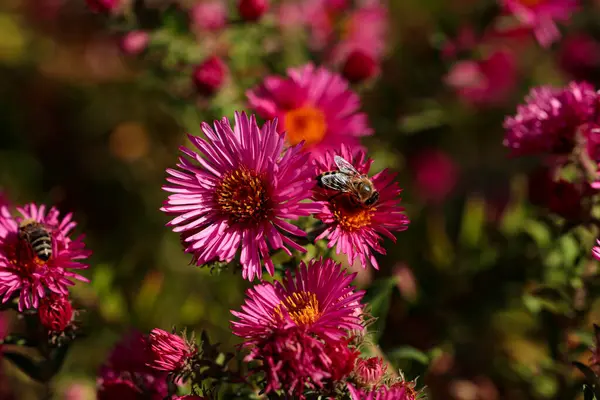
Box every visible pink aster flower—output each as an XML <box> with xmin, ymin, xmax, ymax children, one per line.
<box><xmin>146</xmin><ymin>328</ymin><xmax>195</xmax><ymax>372</ymax></box>
<box><xmin>161</xmin><ymin>112</ymin><xmax>319</xmax><ymax>281</ymax></box>
<box><xmin>189</xmin><ymin>0</ymin><xmax>227</xmax><ymax>32</ymax></box>
<box><xmin>38</xmin><ymin>294</ymin><xmax>73</xmax><ymax>332</ymax></box>
<box><xmin>501</xmin><ymin>0</ymin><xmax>578</xmax><ymax>47</ymax></box>
<box><xmin>348</xmin><ymin>383</ymin><xmax>413</xmax><ymax>400</ymax></box>
<box><xmin>325</xmin><ymin>337</ymin><xmax>360</xmax><ymax>381</ymax></box>
<box><xmin>246</xmin><ymin>63</ymin><xmax>372</xmax><ymax>157</ymax></box>
<box><xmin>0</xmin><ymin>203</ymin><xmax>91</xmax><ymax>311</ymax></box>
<box><xmin>231</xmin><ymin>257</ymin><xmax>365</xmax><ymax>342</ymax></box>
<box><xmin>312</xmin><ymin>146</ymin><xmax>410</xmax><ymax>269</ymax></box>
<box><xmin>503</xmin><ymin>81</ymin><xmax>599</xmax><ymax>157</ymax></box>
<box><xmin>244</xmin><ymin>326</ymin><xmax>333</xmax><ymax>396</ymax></box>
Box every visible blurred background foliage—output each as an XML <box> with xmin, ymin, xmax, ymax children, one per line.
<box><xmin>3</xmin><ymin>0</ymin><xmax>600</xmax><ymax>398</ymax></box>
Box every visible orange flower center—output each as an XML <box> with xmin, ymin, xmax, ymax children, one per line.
<box><xmin>284</xmin><ymin>105</ymin><xmax>327</xmax><ymax>147</ymax></box>
<box><xmin>274</xmin><ymin>291</ymin><xmax>321</xmax><ymax>326</ymax></box>
<box><xmin>330</xmin><ymin>195</ymin><xmax>373</xmax><ymax>232</ymax></box>
<box><xmin>214</xmin><ymin>167</ymin><xmax>271</xmax><ymax>224</ymax></box>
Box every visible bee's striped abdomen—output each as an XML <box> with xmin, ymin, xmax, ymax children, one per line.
<box><xmin>19</xmin><ymin>220</ymin><xmax>52</xmax><ymax>261</ymax></box>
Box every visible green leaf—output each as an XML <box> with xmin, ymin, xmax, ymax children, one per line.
<box><xmin>459</xmin><ymin>195</ymin><xmax>485</xmax><ymax>248</ymax></box>
<box><xmin>3</xmin><ymin>351</ymin><xmax>43</xmax><ymax>381</ymax></box>
<box><xmin>387</xmin><ymin>346</ymin><xmax>430</xmax><ymax>366</ymax></box>
<box><xmin>363</xmin><ymin>278</ymin><xmax>395</xmax><ymax>341</ymax></box>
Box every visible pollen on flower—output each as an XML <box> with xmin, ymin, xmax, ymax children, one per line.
<box><xmin>284</xmin><ymin>105</ymin><xmax>328</xmax><ymax>146</ymax></box>
<box><xmin>214</xmin><ymin>167</ymin><xmax>272</xmax><ymax>224</ymax></box>
<box><xmin>275</xmin><ymin>291</ymin><xmax>321</xmax><ymax>325</ymax></box>
<box><xmin>330</xmin><ymin>195</ymin><xmax>374</xmax><ymax>232</ymax></box>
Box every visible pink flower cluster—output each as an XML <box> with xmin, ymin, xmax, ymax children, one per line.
<box><xmin>162</xmin><ymin>110</ymin><xmax>408</xmax><ymax>279</ymax></box>
<box><xmin>0</xmin><ymin>201</ymin><xmax>90</xmax><ymax>333</ymax></box>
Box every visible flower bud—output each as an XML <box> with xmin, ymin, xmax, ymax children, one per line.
<box><xmin>238</xmin><ymin>0</ymin><xmax>269</xmax><ymax>21</ymax></box>
<box><xmin>192</xmin><ymin>56</ymin><xmax>228</xmax><ymax>96</ymax></box>
<box><xmin>354</xmin><ymin>357</ymin><xmax>386</xmax><ymax>387</ymax></box>
<box><xmin>39</xmin><ymin>295</ymin><xmax>73</xmax><ymax>332</ymax></box>
<box><xmin>342</xmin><ymin>50</ymin><xmax>378</xmax><ymax>83</ymax></box>
<box><xmin>86</xmin><ymin>0</ymin><xmax>119</xmax><ymax>13</ymax></box>
<box><xmin>120</xmin><ymin>31</ymin><xmax>149</xmax><ymax>56</ymax></box>
<box><xmin>146</xmin><ymin>328</ymin><xmax>194</xmax><ymax>372</ymax></box>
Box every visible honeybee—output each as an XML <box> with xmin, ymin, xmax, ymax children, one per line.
<box><xmin>18</xmin><ymin>219</ymin><xmax>52</xmax><ymax>261</ymax></box>
<box><xmin>317</xmin><ymin>155</ymin><xmax>379</xmax><ymax>207</ymax></box>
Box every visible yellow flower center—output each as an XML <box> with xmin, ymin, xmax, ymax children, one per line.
<box><xmin>214</xmin><ymin>167</ymin><xmax>271</xmax><ymax>224</ymax></box>
<box><xmin>331</xmin><ymin>195</ymin><xmax>373</xmax><ymax>232</ymax></box>
<box><xmin>274</xmin><ymin>291</ymin><xmax>321</xmax><ymax>326</ymax></box>
<box><xmin>283</xmin><ymin>106</ymin><xmax>327</xmax><ymax>147</ymax></box>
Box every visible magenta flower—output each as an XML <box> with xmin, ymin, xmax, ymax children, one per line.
<box><xmin>593</xmin><ymin>239</ymin><xmax>600</xmax><ymax>261</ymax></box>
<box><xmin>38</xmin><ymin>294</ymin><xmax>73</xmax><ymax>332</ymax></box>
<box><xmin>409</xmin><ymin>148</ymin><xmax>459</xmax><ymax>204</ymax></box>
<box><xmin>231</xmin><ymin>258</ymin><xmax>364</xmax><ymax>342</ymax></box>
<box><xmin>445</xmin><ymin>49</ymin><xmax>517</xmax><ymax>106</ymax></box>
<box><xmin>354</xmin><ymin>357</ymin><xmax>387</xmax><ymax>387</ymax></box>
<box><xmin>559</xmin><ymin>34</ymin><xmax>600</xmax><ymax>81</ymax></box>
<box><xmin>246</xmin><ymin>63</ymin><xmax>372</xmax><ymax>157</ymax></box>
<box><xmin>238</xmin><ymin>0</ymin><xmax>269</xmax><ymax>21</ymax></box>
<box><xmin>501</xmin><ymin>0</ymin><xmax>578</xmax><ymax>47</ymax></box>
<box><xmin>244</xmin><ymin>326</ymin><xmax>333</xmax><ymax>396</ymax></box>
<box><xmin>192</xmin><ymin>56</ymin><xmax>228</xmax><ymax>96</ymax></box>
<box><xmin>120</xmin><ymin>31</ymin><xmax>149</xmax><ymax>56</ymax></box>
<box><xmin>348</xmin><ymin>383</ymin><xmax>414</xmax><ymax>400</ymax></box>
<box><xmin>0</xmin><ymin>203</ymin><xmax>91</xmax><ymax>311</ymax></box>
<box><xmin>503</xmin><ymin>81</ymin><xmax>599</xmax><ymax>157</ymax></box>
<box><xmin>313</xmin><ymin>146</ymin><xmax>409</xmax><ymax>269</ymax></box>
<box><xmin>146</xmin><ymin>329</ymin><xmax>195</xmax><ymax>372</ymax></box>
<box><xmin>161</xmin><ymin>112</ymin><xmax>319</xmax><ymax>281</ymax></box>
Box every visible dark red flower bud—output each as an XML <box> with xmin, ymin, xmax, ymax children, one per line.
<box><xmin>86</xmin><ymin>0</ymin><xmax>119</xmax><ymax>13</ymax></box>
<box><xmin>342</xmin><ymin>50</ymin><xmax>378</xmax><ymax>84</ymax></box>
<box><xmin>192</xmin><ymin>56</ymin><xmax>228</xmax><ymax>96</ymax></box>
<box><xmin>238</xmin><ymin>0</ymin><xmax>269</xmax><ymax>21</ymax></box>
<box><xmin>39</xmin><ymin>295</ymin><xmax>73</xmax><ymax>332</ymax></box>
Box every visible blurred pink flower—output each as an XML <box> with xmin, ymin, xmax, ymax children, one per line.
<box><xmin>192</xmin><ymin>56</ymin><xmax>228</xmax><ymax>96</ymax></box>
<box><xmin>393</xmin><ymin>264</ymin><xmax>418</xmax><ymax>302</ymax></box>
<box><xmin>146</xmin><ymin>329</ymin><xmax>195</xmax><ymax>372</ymax></box>
<box><xmin>0</xmin><ymin>204</ymin><xmax>91</xmax><ymax>311</ymax></box>
<box><xmin>503</xmin><ymin>81</ymin><xmax>599</xmax><ymax>156</ymax></box>
<box><xmin>38</xmin><ymin>294</ymin><xmax>73</xmax><ymax>332</ymax></box>
<box><xmin>445</xmin><ymin>50</ymin><xmax>517</xmax><ymax>106</ymax></box>
<box><xmin>409</xmin><ymin>149</ymin><xmax>459</xmax><ymax>204</ymax></box>
<box><xmin>231</xmin><ymin>258</ymin><xmax>365</xmax><ymax>342</ymax></box>
<box><xmin>98</xmin><ymin>331</ymin><xmax>168</xmax><ymax>400</ymax></box>
<box><xmin>86</xmin><ymin>0</ymin><xmax>119</xmax><ymax>13</ymax></box>
<box><xmin>243</xmin><ymin>326</ymin><xmax>333</xmax><ymax>396</ymax></box>
<box><xmin>501</xmin><ymin>0</ymin><xmax>578</xmax><ymax>47</ymax></box>
<box><xmin>247</xmin><ymin>63</ymin><xmax>372</xmax><ymax>157</ymax></box>
<box><xmin>63</xmin><ymin>383</ymin><xmax>96</xmax><ymax>400</ymax></box>
<box><xmin>331</xmin><ymin>4</ymin><xmax>388</xmax><ymax>63</ymax></box>
<box><xmin>238</xmin><ymin>0</ymin><xmax>269</xmax><ymax>21</ymax></box>
<box><xmin>312</xmin><ymin>146</ymin><xmax>409</xmax><ymax>269</ymax></box>
<box><xmin>161</xmin><ymin>112</ymin><xmax>319</xmax><ymax>281</ymax></box>
<box><xmin>342</xmin><ymin>49</ymin><xmax>379</xmax><ymax>83</ymax></box>
<box><xmin>354</xmin><ymin>357</ymin><xmax>387</xmax><ymax>387</ymax></box>
<box><xmin>559</xmin><ymin>34</ymin><xmax>600</xmax><ymax>81</ymax></box>
<box><xmin>190</xmin><ymin>0</ymin><xmax>227</xmax><ymax>32</ymax></box>
<box><xmin>120</xmin><ymin>31</ymin><xmax>149</xmax><ymax>56</ymax></box>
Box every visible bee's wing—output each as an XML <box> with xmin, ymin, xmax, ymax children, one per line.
<box><xmin>334</xmin><ymin>155</ymin><xmax>360</xmax><ymax>176</ymax></box>
<box><xmin>319</xmin><ymin>173</ymin><xmax>353</xmax><ymax>192</ymax></box>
